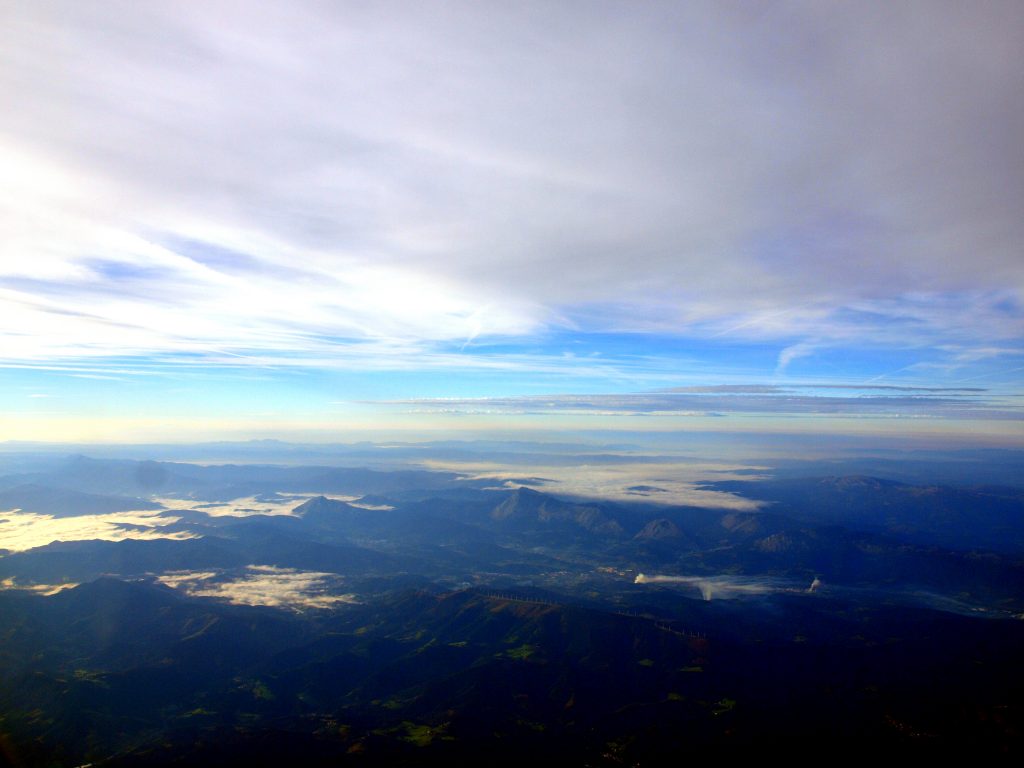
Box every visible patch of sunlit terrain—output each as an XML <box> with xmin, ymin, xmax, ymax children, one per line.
<box><xmin>156</xmin><ymin>565</ymin><xmax>359</xmax><ymax>610</ymax></box>
<box><xmin>421</xmin><ymin>459</ymin><xmax>766</xmax><ymax>510</ymax></box>
<box><xmin>0</xmin><ymin>509</ymin><xmax>197</xmax><ymax>552</ymax></box>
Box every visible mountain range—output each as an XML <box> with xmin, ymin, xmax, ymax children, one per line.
<box><xmin>1</xmin><ymin>453</ymin><xmax>1023</xmax><ymax>763</ymax></box>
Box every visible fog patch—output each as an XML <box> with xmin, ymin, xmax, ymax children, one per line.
<box><xmin>157</xmin><ymin>565</ymin><xmax>358</xmax><ymax>610</ymax></box>
<box><xmin>346</xmin><ymin>500</ymin><xmax>394</xmax><ymax>511</ymax></box>
<box><xmin>154</xmin><ymin>494</ymin><xmax>318</xmax><ymax>518</ymax></box>
<box><xmin>634</xmin><ymin>573</ymin><xmax>1019</xmax><ymax>617</ymax></box>
<box><xmin>0</xmin><ymin>509</ymin><xmax>197</xmax><ymax>552</ymax></box>
<box><xmin>421</xmin><ymin>459</ymin><xmax>766</xmax><ymax>510</ymax></box>
<box><xmin>634</xmin><ymin>572</ymin><xmax>806</xmax><ymax>601</ymax></box>
<box><xmin>153</xmin><ymin>493</ymin><xmax>392</xmax><ymax>517</ymax></box>
<box><xmin>156</xmin><ymin>570</ymin><xmax>220</xmax><ymax>588</ymax></box>
<box><xmin>0</xmin><ymin>577</ymin><xmax>77</xmax><ymax>595</ymax></box>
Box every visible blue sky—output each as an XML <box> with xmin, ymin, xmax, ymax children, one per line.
<box><xmin>1</xmin><ymin>1</ymin><xmax>1022</xmax><ymax>444</ymax></box>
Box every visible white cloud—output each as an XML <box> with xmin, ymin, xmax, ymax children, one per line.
<box><xmin>158</xmin><ymin>565</ymin><xmax>358</xmax><ymax>610</ymax></box>
<box><xmin>776</xmin><ymin>343</ymin><xmax>816</xmax><ymax>375</ymax></box>
<box><xmin>634</xmin><ymin>573</ymin><xmax>802</xmax><ymax>601</ymax></box>
<box><xmin>0</xmin><ymin>1</ymin><xmax>1021</xmax><ymax>368</ymax></box>
<box><xmin>0</xmin><ymin>509</ymin><xmax>195</xmax><ymax>552</ymax></box>
<box><xmin>154</xmin><ymin>494</ymin><xmax>334</xmax><ymax>518</ymax></box>
<box><xmin>420</xmin><ymin>456</ymin><xmax>765</xmax><ymax>510</ymax></box>
<box><xmin>0</xmin><ymin>577</ymin><xmax>78</xmax><ymax>595</ymax></box>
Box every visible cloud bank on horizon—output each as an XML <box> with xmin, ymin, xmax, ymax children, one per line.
<box><xmin>1</xmin><ymin>1</ymin><xmax>1022</xmax><ymax>438</ymax></box>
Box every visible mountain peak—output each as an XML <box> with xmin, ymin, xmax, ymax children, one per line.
<box><xmin>509</xmin><ymin>485</ymin><xmax>542</xmax><ymax>496</ymax></box>
<box><xmin>292</xmin><ymin>495</ymin><xmax>357</xmax><ymax>520</ymax></box>
<box><xmin>491</xmin><ymin>488</ymin><xmax>624</xmax><ymax>537</ymax></box>
<box><xmin>634</xmin><ymin>518</ymin><xmax>682</xmax><ymax>540</ymax></box>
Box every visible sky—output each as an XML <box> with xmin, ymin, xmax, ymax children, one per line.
<box><xmin>1</xmin><ymin>1</ymin><xmax>1022</xmax><ymax>445</ymax></box>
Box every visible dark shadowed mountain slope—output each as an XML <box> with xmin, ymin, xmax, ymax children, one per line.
<box><xmin>703</xmin><ymin>475</ymin><xmax>1024</xmax><ymax>553</ymax></box>
<box><xmin>0</xmin><ymin>578</ymin><xmax>309</xmax><ymax>677</ymax></box>
<box><xmin>0</xmin><ymin>529</ymin><xmax>401</xmax><ymax>585</ymax></box>
<box><xmin>2</xmin><ymin>582</ymin><xmax>1023</xmax><ymax>765</ymax></box>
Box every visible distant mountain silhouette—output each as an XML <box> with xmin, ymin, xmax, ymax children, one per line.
<box><xmin>0</xmin><ymin>483</ymin><xmax>162</xmax><ymax>517</ymax></box>
<box><xmin>490</xmin><ymin>487</ymin><xmax>625</xmax><ymax>537</ymax></box>
<box><xmin>0</xmin><ymin>456</ymin><xmax>475</xmax><ymax>502</ymax></box>
<box><xmin>292</xmin><ymin>495</ymin><xmax>361</xmax><ymax>520</ymax></box>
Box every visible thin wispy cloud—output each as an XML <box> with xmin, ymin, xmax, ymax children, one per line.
<box><xmin>661</xmin><ymin>384</ymin><xmax>989</xmax><ymax>394</ymax></box>
<box><xmin>776</xmin><ymin>343</ymin><xmax>816</xmax><ymax>375</ymax></box>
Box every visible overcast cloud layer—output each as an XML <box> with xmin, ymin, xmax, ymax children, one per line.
<box><xmin>1</xmin><ymin>1</ymin><xmax>1022</xmax><ymax>437</ymax></box>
